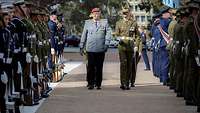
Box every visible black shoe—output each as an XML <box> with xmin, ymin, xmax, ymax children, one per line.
<box><xmin>197</xmin><ymin>106</ymin><xmax>200</xmax><ymax>112</ymax></box>
<box><xmin>131</xmin><ymin>84</ymin><xmax>135</xmax><ymax>87</ymax></box>
<box><xmin>120</xmin><ymin>85</ymin><xmax>126</xmax><ymax>90</ymax></box>
<box><xmin>144</xmin><ymin>68</ymin><xmax>150</xmax><ymax>71</ymax></box>
<box><xmin>185</xmin><ymin>100</ymin><xmax>196</xmax><ymax>106</ymax></box>
<box><xmin>97</xmin><ymin>87</ymin><xmax>101</xmax><ymax>90</ymax></box>
<box><xmin>42</xmin><ymin>93</ymin><xmax>49</xmax><ymax>98</ymax></box>
<box><xmin>176</xmin><ymin>92</ymin><xmax>183</xmax><ymax>97</ymax></box>
<box><xmin>88</xmin><ymin>85</ymin><xmax>94</xmax><ymax>90</ymax></box>
<box><xmin>32</xmin><ymin>102</ymin><xmax>39</xmax><ymax>106</ymax></box>
<box><xmin>126</xmin><ymin>86</ymin><xmax>130</xmax><ymax>90</ymax></box>
<box><xmin>169</xmin><ymin>86</ymin><xmax>175</xmax><ymax>90</ymax></box>
<box><xmin>86</xmin><ymin>84</ymin><xmax>89</xmax><ymax>87</ymax></box>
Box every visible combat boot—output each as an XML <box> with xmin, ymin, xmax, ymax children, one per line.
<box><xmin>120</xmin><ymin>85</ymin><xmax>126</xmax><ymax>90</ymax></box>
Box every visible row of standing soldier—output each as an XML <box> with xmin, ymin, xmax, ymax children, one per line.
<box><xmin>0</xmin><ymin>1</ymin><xmax>65</xmax><ymax>113</ymax></box>
<box><xmin>151</xmin><ymin>0</ymin><xmax>200</xmax><ymax>112</ymax></box>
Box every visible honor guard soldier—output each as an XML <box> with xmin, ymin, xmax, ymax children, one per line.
<box><xmin>0</xmin><ymin>4</ymin><xmax>8</xmax><ymax>113</ymax></box>
<box><xmin>157</xmin><ymin>6</ymin><xmax>171</xmax><ymax>85</ymax></box>
<box><xmin>151</xmin><ymin>12</ymin><xmax>161</xmax><ymax>78</ymax></box>
<box><xmin>183</xmin><ymin>1</ymin><xmax>200</xmax><ymax>112</ymax></box>
<box><xmin>114</xmin><ymin>8</ymin><xmax>141</xmax><ymax>90</ymax></box>
<box><xmin>48</xmin><ymin>10</ymin><xmax>58</xmax><ymax>70</ymax></box>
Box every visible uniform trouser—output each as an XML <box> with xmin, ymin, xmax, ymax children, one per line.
<box><xmin>158</xmin><ymin>47</ymin><xmax>169</xmax><ymax>83</ymax></box>
<box><xmin>87</xmin><ymin>52</ymin><xmax>105</xmax><ymax>87</ymax></box>
<box><xmin>174</xmin><ymin>58</ymin><xmax>184</xmax><ymax>93</ymax></box>
<box><xmin>131</xmin><ymin>51</ymin><xmax>139</xmax><ymax>85</ymax></box>
<box><xmin>152</xmin><ymin>49</ymin><xmax>159</xmax><ymax>77</ymax></box>
<box><xmin>142</xmin><ymin>49</ymin><xmax>150</xmax><ymax>70</ymax></box>
<box><xmin>0</xmin><ymin>82</ymin><xmax>6</xmax><ymax>113</ymax></box>
<box><xmin>197</xmin><ymin>74</ymin><xmax>200</xmax><ymax>107</ymax></box>
<box><xmin>119</xmin><ymin>49</ymin><xmax>134</xmax><ymax>86</ymax></box>
<box><xmin>32</xmin><ymin>62</ymin><xmax>40</xmax><ymax>102</ymax></box>
<box><xmin>184</xmin><ymin>57</ymin><xmax>198</xmax><ymax>102</ymax></box>
<box><xmin>169</xmin><ymin>51</ymin><xmax>176</xmax><ymax>88</ymax></box>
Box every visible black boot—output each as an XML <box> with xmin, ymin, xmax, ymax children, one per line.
<box><xmin>120</xmin><ymin>85</ymin><xmax>126</xmax><ymax>90</ymax></box>
<box><xmin>197</xmin><ymin>106</ymin><xmax>200</xmax><ymax>112</ymax></box>
<box><xmin>185</xmin><ymin>100</ymin><xmax>196</xmax><ymax>106</ymax></box>
<box><xmin>88</xmin><ymin>85</ymin><xmax>94</xmax><ymax>90</ymax></box>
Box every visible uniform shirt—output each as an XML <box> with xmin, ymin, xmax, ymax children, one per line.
<box><xmin>80</xmin><ymin>19</ymin><xmax>111</xmax><ymax>52</ymax></box>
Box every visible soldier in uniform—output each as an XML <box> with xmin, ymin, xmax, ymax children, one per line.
<box><xmin>167</xmin><ymin>8</ymin><xmax>177</xmax><ymax>90</ymax></box>
<box><xmin>158</xmin><ymin>6</ymin><xmax>171</xmax><ymax>85</ymax></box>
<box><xmin>173</xmin><ymin>7</ymin><xmax>189</xmax><ymax>97</ymax></box>
<box><xmin>0</xmin><ymin>4</ymin><xmax>7</xmax><ymax>113</ymax></box>
<box><xmin>80</xmin><ymin>8</ymin><xmax>111</xmax><ymax>90</ymax></box>
<box><xmin>183</xmin><ymin>1</ymin><xmax>200</xmax><ymax>108</ymax></box>
<box><xmin>151</xmin><ymin>13</ymin><xmax>161</xmax><ymax>78</ymax></box>
<box><xmin>114</xmin><ymin>8</ymin><xmax>141</xmax><ymax>90</ymax></box>
<box><xmin>48</xmin><ymin>10</ymin><xmax>58</xmax><ymax>71</ymax></box>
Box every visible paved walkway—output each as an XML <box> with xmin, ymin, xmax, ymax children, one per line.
<box><xmin>35</xmin><ymin>61</ymin><xmax>197</xmax><ymax>113</ymax></box>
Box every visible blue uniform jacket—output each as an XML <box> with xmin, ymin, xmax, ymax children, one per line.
<box><xmin>159</xmin><ymin>18</ymin><xmax>171</xmax><ymax>48</ymax></box>
<box><xmin>48</xmin><ymin>20</ymin><xmax>58</xmax><ymax>50</ymax></box>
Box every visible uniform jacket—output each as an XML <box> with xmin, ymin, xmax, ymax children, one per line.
<box><xmin>115</xmin><ymin>19</ymin><xmax>142</xmax><ymax>52</ymax></box>
<box><xmin>80</xmin><ymin>19</ymin><xmax>111</xmax><ymax>52</ymax></box>
<box><xmin>159</xmin><ymin>18</ymin><xmax>171</xmax><ymax>48</ymax></box>
<box><xmin>48</xmin><ymin>20</ymin><xmax>58</xmax><ymax>50</ymax></box>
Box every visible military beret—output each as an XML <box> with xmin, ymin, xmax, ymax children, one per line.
<box><xmin>91</xmin><ymin>8</ymin><xmax>100</xmax><ymax>13</ymax></box>
<box><xmin>160</xmin><ymin>6</ymin><xmax>170</xmax><ymax>14</ymax></box>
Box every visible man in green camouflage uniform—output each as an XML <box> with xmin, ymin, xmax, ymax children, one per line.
<box><xmin>167</xmin><ymin>9</ymin><xmax>177</xmax><ymax>90</ymax></box>
<box><xmin>114</xmin><ymin>8</ymin><xmax>141</xmax><ymax>90</ymax></box>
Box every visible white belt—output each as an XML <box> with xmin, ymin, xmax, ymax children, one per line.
<box><xmin>43</xmin><ymin>40</ymin><xmax>47</xmax><ymax>44</ymax></box>
<box><xmin>175</xmin><ymin>41</ymin><xmax>180</xmax><ymax>44</ymax></box>
<box><xmin>23</xmin><ymin>48</ymin><xmax>27</xmax><ymax>52</ymax></box>
<box><xmin>6</xmin><ymin>58</ymin><xmax>12</xmax><ymax>64</ymax></box>
<box><xmin>14</xmin><ymin>49</ymin><xmax>20</xmax><ymax>53</ymax></box>
<box><xmin>39</xmin><ymin>41</ymin><xmax>43</xmax><ymax>46</ymax></box>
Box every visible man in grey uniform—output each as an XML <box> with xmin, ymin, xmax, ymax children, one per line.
<box><xmin>80</xmin><ymin>8</ymin><xmax>111</xmax><ymax>90</ymax></box>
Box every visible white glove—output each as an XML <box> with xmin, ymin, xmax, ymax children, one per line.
<box><xmin>34</xmin><ymin>55</ymin><xmax>39</xmax><ymax>63</ymax></box>
<box><xmin>134</xmin><ymin>47</ymin><xmax>138</xmax><ymax>52</ymax></box>
<box><xmin>139</xmin><ymin>52</ymin><xmax>142</xmax><ymax>56</ymax></box>
<box><xmin>51</xmin><ymin>48</ymin><xmax>55</xmax><ymax>55</ymax></box>
<box><xmin>17</xmin><ymin>61</ymin><xmax>22</xmax><ymax>74</ymax></box>
<box><xmin>1</xmin><ymin>71</ymin><xmax>8</xmax><ymax>84</ymax></box>
<box><xmin>22</xmin><ymin>48</ymin><xmax>27</xmax><ymax>52</ymax></box>
<box><xmin>26</xmin><ymin>53</ymin><xmax>32</xmax><ymax>63</ymax></box>
<box><xmin>30</xmin><ymin>76</ymin><xmax>37</xmax><ymax>83</ymax></box>
<box><xmin>195</xmin><ymin>56</ymin><xmax>200</xmax><ymax>66</ymax></box>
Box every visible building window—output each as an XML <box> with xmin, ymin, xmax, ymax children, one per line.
<box><xmin>135</xmin><ymin>16</ymin><xmax>140</xmax><ymax>22</ymax></box>
<box><xmin>135</xmin><ymin>5</ymin><xmax>138</xmax><ymax>12</ymax></box>
<box><xmin>147</xmin><ymin>16</ymin><xmax>151</xmax><ymax>21</ymax></box>
<box><xmin>141</xmin><ymin>16</ymin><xmax>145</xmax><ymax>22</ymax></box>
<box><xmin>168</xmin><ymin>0</ymin><xmax>170</xmax><ymax>4</ymax></box>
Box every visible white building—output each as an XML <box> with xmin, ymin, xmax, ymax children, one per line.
<box><xmin>162</xmin><ymin>0</ymin><xmax>180</xmax><ymax>8</ymax></box>
<box><xmin>128</xmin><ymin>0</ymin><xmax>154</xmax><ymax>27</ymax></box>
